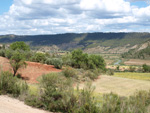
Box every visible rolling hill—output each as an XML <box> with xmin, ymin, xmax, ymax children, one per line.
<box><xmin>0</xmin><ymin>32</ymin><xmax>150</xmax><ymax>53</ymax></box>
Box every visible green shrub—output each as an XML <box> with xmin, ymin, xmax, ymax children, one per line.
<box><xmin>38</xmin><ymin>73</ymin><xmax>73</xmax><ymax>112</ymax></box>
<box><xmin>0</xmin><ymin>71</ymin><xmax>28</xmax><ymax>97</ymax></box>
<box><xmin>0</xmin><ymin>49</ymin><xmax>6</xmax><ymax>57</ymax></box>
<box><xmin>45</xmin><ymin>58</ymin><xmax>63</xmax><ymax>69</ymax></box>
<box><xmin>143</xmin><ymin>64</ymin><xmax>150</xmax><ymax>72</ymax></box>
<box><xmin>99</xmin><ymin>90</ymin><xmax>150</xmax><ymax>113</ymax></box>
<box><xmin>31</xmin><ymin>53</ymin><xmax>46</xmax><ymax>63</ymax></box>
<box><xmin>88</xmin><ymin>55</ymin><xmax>106</xmax><ymax>71</ymax></box>
<box><xmin>73</xmin><ymin>83</ymin><xmax>99</xmax><ymax>113</ymax></box>
<box><xmin>107</xmin><ymin>69</ymin><xmax>114</xmax><ymax>76</ymax></box>
<box><xmin>52</xmin><ymin>58</ymin><xmax>63</xmax><ymax>69</ymax></box>
<box><xmin>84</xmin><ymin>70</ymin><xmax>98</xmax><ymax>80</ymax></box>
<box><xmin>10</xmin><ymin>41</ymin><xmax>30</xmax><ymax>51</ymax></box>
<box><xmin>62</xmin><ymin>67</ymin><xmax>77</xmax><ymax>78</ymax></box>
<box><xmin>71</xmin><ymin>49</ymin><xmax>88</xmax><ymax>68</ymax></box>
<box><xmin>71</xmin><ymin>49</ymin><xmax>106</xmax><ymax>71</ymax></box>
<box><xmin>62</xmin><ymin>53</ymin><xmax>72</xmax><ymax>66</ymax></box>
<box><xmin>25</xmin><ymin>95</ymin><xmax>43</xmax><ymax>108</ymax></box>
<box><xmin>5</xmin><ymin>49</ymin><xmax>14</xmax><ymax>59</ymax></box>
<box><xmin>45</xmin><ymin>58</ymin><xmax>53</xmax><ymax>65</ymax></box>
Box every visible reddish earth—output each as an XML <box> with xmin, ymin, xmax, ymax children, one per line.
<box><xmin>0</xmin><ymin>57</ymin><xmax>62</xmax><ymax>83</ymax></box>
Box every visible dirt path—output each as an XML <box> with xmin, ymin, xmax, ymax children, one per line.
<box><xmin>80</xmin><ymin>75</ymin><xmax>150</xmax><ymax>96</ymax></box>
<box><xmin>0</xmin><ymin>95</ymin><xmax>50</xmax><ymax>113</ymax></box>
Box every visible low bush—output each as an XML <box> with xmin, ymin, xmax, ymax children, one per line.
<box><xmin>0</xmin><ymin>49</ymin><xmax>6</xmax><ymax>57</ymax></box>
<box><xmin>107</xmin><ymin>69</ymin><xmax>114</xmax><ymax>76</ymax></box>
<box><xmin>31</xmin><ymin>53</ymin><xmax>46</xmax><ymax>63</ymax></box>
<box><xmin>0</xmin><ymin>71</ymin><xmax>28</xmax><ymax>97</ymax></box>
<box><xmin>53</xmin><ymin>58</ymin><xmax>63</xmax><ymax>69</ymax></box>
<box><xmin>45</xmin><ymin>58</ymin><xmax>63</xmax><ymax>69</ymax></box>
<box><xmin>99</xmin><ymin>90</ymin><xmax>150</xmax><ymax>113</ymax></box>
<box><xmin>84</xmin><ymin>70</ymin><xmax>98</xmax><ymax>80</ymax></box>
<box><xmin>62</xmin><ymin>67</ymin><xmax>77</xmax><ymax>78</ymax></box>
<box><xmin>143</xmin><ymin>64</ymin><xmax>150</xmax><ymax>72</ymax></box>
<box><xmin>5</xmin><ymin>49</ymin><xmax>14</xmax><ymax>59</ymax></box>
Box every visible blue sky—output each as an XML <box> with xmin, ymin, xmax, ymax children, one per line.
<box><xmin>0</xmin><ymin>0</ymin><xmax>13</xmax><ymax>15</ymax></box>
<box><xmin>0</xmin><ymin>0</ymin><xmax>150</xmax><ymax>35</ymax></box>
<box><xmin>131</xmin><ymin>1</ymin><xmax>148</xmax><ymax>7</ymax></box>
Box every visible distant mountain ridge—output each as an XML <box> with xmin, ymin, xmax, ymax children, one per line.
<box><xmin>0</xmin><ymin>32</ymin><xmax>150</xmax><ymax>53</ymax></box>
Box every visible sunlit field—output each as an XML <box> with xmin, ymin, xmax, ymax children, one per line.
<box><xmin>114</xmin><ymin>72</ymin><xmax>150</xmax><ymax>81</ymax></box>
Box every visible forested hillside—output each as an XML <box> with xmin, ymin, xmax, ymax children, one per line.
<box><xmin>0</xmin><ymin>32</ymin><xmax>150</xmax><ymax>53</ymax></box>
<box><xmin>122</xmin><ymin>45</ymin><xmax>150</xmax><ymax>60</ymax></box>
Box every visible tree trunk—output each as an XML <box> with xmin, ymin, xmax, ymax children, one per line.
<box><xmin>13</xmin><ymin>71</ymin><xmax>17</xmax><ymax>77</ymax></box>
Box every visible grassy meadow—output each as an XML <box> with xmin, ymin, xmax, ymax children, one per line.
<box><xmin>114</xmin><ymin>72</ymin><xmax>150</xmax><ymax>81</ymax></box>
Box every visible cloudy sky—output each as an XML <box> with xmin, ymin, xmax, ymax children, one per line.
<box><xmin>0</xmin><ymin>0</ymin><xmax>150</xmax><ymax>35</ymax></box>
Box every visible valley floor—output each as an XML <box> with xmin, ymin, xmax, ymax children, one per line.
<box><xmin>80</xmin><ymin>75</ymin><xmax>150</xmax><ymax>96</ymax></box>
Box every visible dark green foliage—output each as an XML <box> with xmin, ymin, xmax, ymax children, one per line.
<box><xmin>37</xmin><ymin>73</ymin><xmax>74</xmax><ymax>112</ymax></box>
<box><xmin>10</xmin><ymin>41</ymin><xmax>30</xmax><ymax>51</ymax></box>
<box><xmin>52</xmin><ymin>58</ymin><xmax>63</xmax><ymax>69</ymax></box>
<box><xmin>0</xmin><ymin>49</ymin><xmax>6</xmax><ymax>57</ymax></box>
<box><xmin>142</xmin><ymin>64</ymin><xmax>150</xmax><ymax>72</ymax></box>
<box><xmin>25</xmin><ymin>73</ymin><xmax>99</xmax><ymax>113</ymax></box>
<box><xmin>88</xmin><ymin>54</ymin><xmax>106</xmax><ymax>70</ymax></box>
<box><xmin>62</xmin><ymin>53</ymin><xmax>72</xmax><ymax>66</ymax></box>
<box><xmin>10</xmin><ymin>50</ymin><xmax>27</xmax><ymax>77</ymax></box>
<box><xmin>31</xmin><ymin>52</ymin><xmax>46</xmax><ymax>63</ymax></box>
<box><xmin>0</xmin><ymin>71</ymin><xmax>28</xmax><ymax>97</ymax></box>
<box><xmin>71</xmin><ymin>49</ymin><xmax>106</xmax><ymax>71</ymax></box>
<box><xmin>5</xmin><ymin>49</ymin><xmax>14</xmax><ymax>59</ymax></box>
<box><xmin>45</xmin><ymin>58</ymin><xmax>63</xmax><ymax>69</ymax></box>
<box><xmin>71</xmin><ymin>49</ymin><xmax>88</xmax><ymax>68</ymax></box>
<box><xmin>0</xmin><ymin>33</ymin><xmax>150</xmax><ymax>50</ymax></box>
<box><xmin>122</xmin><ymin>46</ymin><xmax>150</xmax><ymax>60</ymax></box>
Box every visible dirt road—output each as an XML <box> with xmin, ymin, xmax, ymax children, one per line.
<box><xmin>0</xmin><ymin>95</ymin><xmax>50</xmax><ymax>113</ymax></box>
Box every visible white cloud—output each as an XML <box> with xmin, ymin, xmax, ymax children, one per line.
<box><xmin>0</xmin><ymin>0</ymin><xmax>150</xmax><ymax>35</ymax></box>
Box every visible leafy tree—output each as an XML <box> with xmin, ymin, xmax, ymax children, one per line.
<box><xmin>71</xmin><ymin>49</ymin><xmax>106</xmax><ymax>71</ymax></box>
<box><xmin>88</xmin><ymin>54</ymin><xmax>106</xmax><ymax>70</ymax></box>
<box><xmin>71</xmin><ymin>49</ymin><xmax>88</xmax><ymax>68</ymax></box>
<box><xmin>10</xmin><ymin>51</ymin><xmax>27</xmax><ymax>77</ymax></box>
<box><xmin>10</xmin><ymin>41</ymin><xmax>30</xmax><ymax>51</ymax></box>
<box><xmin>31</xmin><ymin>52</ymin><xmax>46</xmax><ymax>63</ymax></box>
<box><xmin>142</xmin><ymin>64</ymin><xmax>150</xmax><ymax>72</ymax></box>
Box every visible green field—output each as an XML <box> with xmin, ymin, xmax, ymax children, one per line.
<box><xmin>114</xmin><ymin>72</ymin><xmax>150</xmax><ymax>81</ymax></box>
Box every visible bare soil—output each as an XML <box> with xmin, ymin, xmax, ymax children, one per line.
<box><xmin>0</xmin><ymin>95</ymin><xmax>50</xmax><ymax>113</ymax></box>
<box><xmin>0</xmin><ymin>57</ymin><xmax>61</xmax><ymax>83</ymax></box>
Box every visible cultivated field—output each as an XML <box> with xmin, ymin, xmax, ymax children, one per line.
<box><xmin>114</xmin><ymin>72</ymin><xmax>150</xmax><ymax>81</ymax></box>
<box><xmin>124</xmin><ymin>59</ymin><xmax>150</xmax><ymax>66</ymax></box>
<box><xmin>80</xmin><ymin>75</ymin><xmax>150</xmax><ymax>97</ymax></box>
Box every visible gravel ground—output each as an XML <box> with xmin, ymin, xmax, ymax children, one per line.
<box><xmin>0</xmin><ymin>95</ymin><xmax>50</xmax><ymax>113</ymax></box>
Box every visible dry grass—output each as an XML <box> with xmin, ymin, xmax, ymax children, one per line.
<box><xmin>80</xmin><ymin>75</ymin><xmax>150</xmax><ymax>97</ymax></box>
<box><xmin>124</xmin><ymin>59</ymin><xmax>150</xmax><ymax>66</ymax></box>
